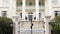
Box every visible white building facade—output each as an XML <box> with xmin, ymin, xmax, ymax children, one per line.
<box><xmin>0</xmin><ymin>0</ymin><xmax>60</xmax><ymax>34</ymax></box>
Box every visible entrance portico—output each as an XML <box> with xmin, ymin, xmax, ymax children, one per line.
<box><xmin>12</xmin><ymin>0</ymin><xmax>52</xmax><ymax>34</ymax></box>
<box><xmin>12</xmin><ymin>16</ymin><xmax>45</xmax><ymax>34</ymax></box>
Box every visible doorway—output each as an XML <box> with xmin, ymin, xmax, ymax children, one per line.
<box><xmin>29</xmin><ymin>15</ymin><xmax>33</xmax><ymax>21</ymax></box>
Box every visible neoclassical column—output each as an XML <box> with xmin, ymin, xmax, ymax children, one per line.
<box><xmin>12</xmin><ymin>16</ymin><xmax>20</xmax><ymax>34</ymax></box>
<box><xmin>45</xmin><ymin>0</ymin><xmax>52</xmax><ymax>34</ymax></box>
<box><xmin>45</xmin><ymin>0</ymin><xmax>52</xmax><ymax>15</ymax></box>
<box><xmin>35</xmin><ymin>0</ymin><xmax>39</xmax><ymax>21</ymax></box>
<box><xmin>22</xmin><ymin>0</ymin><xmax>26</xmax><ymax>21</ymax></box>
<box><xmin>45</xmin><ymin>16</ymin><xmax>51</xmax><ymax>34</ymax></box>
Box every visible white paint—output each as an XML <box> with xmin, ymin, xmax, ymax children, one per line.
<box><xmin>22</xmin><ymin>0</ymin><xmax>26</xmax><ymax>21</ymax></box>
<box><xmin>0</xmin><ymin>0</ymin><xmax>60</xmax><ymax>34</ymax></box>
<box><xmin>35</xmin><ymin>0</ymin><xmax>39</xmax><ymax>21</ymax></box>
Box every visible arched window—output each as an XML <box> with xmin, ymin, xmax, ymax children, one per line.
<box><xmin>28</xmin><ymin>12</ymin><xmax>33</xmax><ymax>21</ymax></box>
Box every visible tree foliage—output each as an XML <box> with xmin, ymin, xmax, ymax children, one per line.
<box><xmin>0</xmin><ymin>17</ymin><xmax>13</xmax><ymax>34</ymax></box>
<box><xmin>49</xmin><ymin>16</ymin><xmax>60</xmax><ymax>34</ymax></box>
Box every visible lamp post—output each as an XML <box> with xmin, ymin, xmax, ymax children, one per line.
<box><xmin>30</xmin><ymin>20</ymin><xmax>33</xmax><ymax>34</ymax></box>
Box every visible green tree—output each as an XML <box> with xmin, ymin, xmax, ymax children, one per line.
<box><xmin>0</xmin><ymin>17</ymin><xmax>13</xmax><ymax>34</ymax></box>
<box><xmin>49</xmin><ymin>16</ymin><xmax>60</xmax><ymax>34</ymax></box>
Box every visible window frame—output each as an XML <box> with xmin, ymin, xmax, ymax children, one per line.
<box><xmin>1</xmin><ymin>11</ymin><xmax>7</xmax><ymax>17</ymax></box>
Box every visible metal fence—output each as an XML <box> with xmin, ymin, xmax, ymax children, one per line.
<box><xmin>20</xmin><ymin>29</ymin><xmax>44</xmax><ymax>34</ymax></box>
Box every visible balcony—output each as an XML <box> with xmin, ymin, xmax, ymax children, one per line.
<box><xmin>16</xmin><ymin>6</ymin><xmax>45</xmax><ymax>11</ymax></box>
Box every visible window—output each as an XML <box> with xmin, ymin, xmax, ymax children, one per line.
<box><xmin>55</xmin><ymin>11</ymin><xmax>60</xmax><ymax>16</ymax></box>
<box><xmin>39</xmin><ymin>2</ymin><xmax>41</xmax><ymax>6</ymax></box>
<box><xmin>20</xmin><ymin>13</ymin><xmax>22</xmax><ymax>18</ymax></box>
<box><xmin>20</xmin><ymin>2</ymin><xmax>22</xmax><ymax>6</ymax></box>
<box><xmin>39</xmin><ymin>13</ymin><xmax>41</xmax><ymax>18</ymax></box>
<box><xmin>55</xmin><ymin>11</ymin><xmax>58</xmax><ymax>16</ymax></box>
<box><xmin>29</xmin><ymin>2</ymin><xmax>32</xmax><ymax>6</ymax></box>
<box><xmin>52</xmin><ymin>0</ymin><xmax>58</xmax><ymax>4</ymax></box>
<box><xmin>3</xmin><ymin>0</ymin><xmax>9</xmax><ymax>5</ymax></box>
<box><xmin>25</xmin><ymin>17</ymin><xmax>27</xmax><ymax>20</ymax></box>
<box><xmin>29</xmin><ymin>15</ymin><xmax>32</xmax><ymax>21</ymax></box>
<box><xmin>1</xmin><ymin>11</ymin><xmax>7</xmax><ymax>17</ymax></box>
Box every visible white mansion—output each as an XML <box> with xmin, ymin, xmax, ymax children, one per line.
<box><xmin>0</xmin><ymin>0</ymin><xmax>60</xmax><ymax>34</ymax></box>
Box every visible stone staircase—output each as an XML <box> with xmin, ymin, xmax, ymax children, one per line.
<box><xmin>18</xmin><ymin>21</ymin><xmax>45</xmax><ymax>34</ymax></box>
<box><xmin>20</xmin><ymin>29</ymin><xmax>44</xmax><ymax>34</ymax></box>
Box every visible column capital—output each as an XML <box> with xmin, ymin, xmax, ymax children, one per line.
<box><xmin>45</xmin><ymin>16</ymin><xmax>51</xmax><ymax>34</ymax></box>
<box><xmin>12</xmin><ymin>15</ymin><xmax>20</xmax><ymax>22</ymax></box>
<box><xmin>45</xmin><ymin>16</ymin><xmax>51</xmax><ymax>22</ymax></box>
<box><xmin>12</xmin><ymin>15</ymin><xmax>19</xmax><ymax>34</ymax></box>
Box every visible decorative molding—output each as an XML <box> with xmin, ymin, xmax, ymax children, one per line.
<box><xmin>53</xmin><ymin>7</ymin><xmax>60</xmax><ymax>8</ymax></box>
<box><xmin>0</xmin><ymin>7</ymin><xmax>9</xmax><ymax>8</ymax></box>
